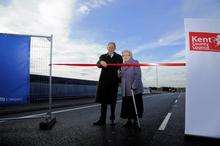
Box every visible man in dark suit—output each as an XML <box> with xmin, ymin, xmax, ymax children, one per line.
<box><xmin>93</xmin><ymin>42</ymin><xmax>123</xmax><ymax>126</ymax></box>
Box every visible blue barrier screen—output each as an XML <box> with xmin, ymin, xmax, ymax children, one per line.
<box><xmin>0</xmin><ymin>34</ymin><xmax>30</xmax><ymax>105</ymax></box>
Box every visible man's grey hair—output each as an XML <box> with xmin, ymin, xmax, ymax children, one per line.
<box><xmin>107</xmin><ymin>42</ymin><xmax>116</xmax><ymax>49</ymax></box>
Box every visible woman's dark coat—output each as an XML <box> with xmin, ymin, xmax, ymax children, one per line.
<box><xmin>95</xmin><ymin>52</ymin><xmax>123</xmax><ymax>104</ymax></box>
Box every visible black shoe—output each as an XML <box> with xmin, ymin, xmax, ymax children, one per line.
<box><xmin>110</xmin><ymin>120</ymin><xmax>116</xmax><ymax>126</ymax></box>
<box><xmin>123</xmin><ymin>120</ymin><xmax>132</xmax><ymax>128</ymax></box>
<box><xmin>93</xmin><ymin>120</ymin><xmax>106</xmax><ymax>126</ymax></box>
<box><xmin>133</xmin><ymin>121</ymin><xmax>141</xmax><ymax>130</ymax></box>
<box><xmin>133</xmin><ymin>121</ymin><xmax>138</xmax><ymax>128</ymax></box>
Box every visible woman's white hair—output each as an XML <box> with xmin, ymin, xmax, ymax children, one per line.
<box><xmin>122</xmin><ymin>50</ymin><xmax>133</xmax><ymax>57</ymax></box>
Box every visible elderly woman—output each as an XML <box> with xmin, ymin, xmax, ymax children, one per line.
<box><xmin>119</xmin><ymin>50</ymin><xmax>144</xmax><ymax>128</ymax></box>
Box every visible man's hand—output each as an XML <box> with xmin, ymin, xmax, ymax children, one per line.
<box><xmin>100</xmin><ymin>61</ymin><xmax>107</xmax><ymax>67</ymax></box>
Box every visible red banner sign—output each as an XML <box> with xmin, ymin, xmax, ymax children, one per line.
<box><xmin>189</xmin><ymin>32</ymin><xmax>220</xmax><ymax>52</ymax></box>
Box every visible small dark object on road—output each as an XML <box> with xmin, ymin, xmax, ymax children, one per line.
<box><xmin>39</xmin><ymin>117</ymin><xmax>56</xmax><ymax>130</ymax></box>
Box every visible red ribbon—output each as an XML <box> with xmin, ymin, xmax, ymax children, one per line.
<box><xmin>52</xmin><ymin>63</ymin><xmax>186</xmax><ymax>67</ymax></box>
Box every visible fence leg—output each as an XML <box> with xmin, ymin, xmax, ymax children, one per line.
<box><xmin>39</xmin><ymin>35</ymin><xmax>56</xmax><ymax>130</ymax></box>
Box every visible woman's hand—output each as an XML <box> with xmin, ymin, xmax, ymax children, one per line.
<box><xmin>100</xmin><ymin>61</ymin><xmax>107</xmax><ymax>67</ymax></box>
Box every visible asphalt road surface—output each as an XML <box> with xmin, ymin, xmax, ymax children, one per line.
<box><xmin>1</xmin><ymin>92</ymin><xmax>220</xmax><ymax>146</ymax></box>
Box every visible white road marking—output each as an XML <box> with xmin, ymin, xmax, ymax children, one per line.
<box><xmin>0</xmin><ymin>114</ymin><xmax>45</xmax><ymax>123</ymax></box>
<box><xmin>52</xmin><ymin>104</ymin><xmax>100</xmax><ymax>114</ymax></box>
<box><xmin>0</xmin><ymin>93</ymin><xmax>172</xmax><ymax>123</ymax></box>
<box><xmin>177</xmin><ymin>93</ymin><xmax>181</xmax><ymax>98</ymax></box>
<box><xmin>158</xmin><ymin>112</ymin><xmax>172</xmax><ymax>131</ymax></box>
<box><xmin>174</xmin><ymin>99</ymin><xmax>178</xmax><ymax>104</ymax></box>
<box><xmin>0</xmin><ymin>104</ymin><xmax>101</xmax><ymax>123</ymax></box>
<box><xmin>50</xmin><ymin>95</ymin><xmax>155</xmax><ymax>114</ymax></box>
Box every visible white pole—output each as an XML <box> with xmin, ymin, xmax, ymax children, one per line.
<box><xmin>131</xmin><ymin>89</ymin><xmax>141</xmax><ymax>129</ymax></box>
<box><xmin>156</xmin><ymin>65</ymin><xmax>159</xmax><ymax>88</ymax></box>
<box><xmin>48</xmin><ymin>34</ymin><xmax>53</xmax><ymax>119</ymax></box>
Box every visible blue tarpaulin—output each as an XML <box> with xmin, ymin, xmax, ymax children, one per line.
<box><xmin>0</xmin><ymin>33</ymin><xmax>30</xmax><ymax>105</ymax></box>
